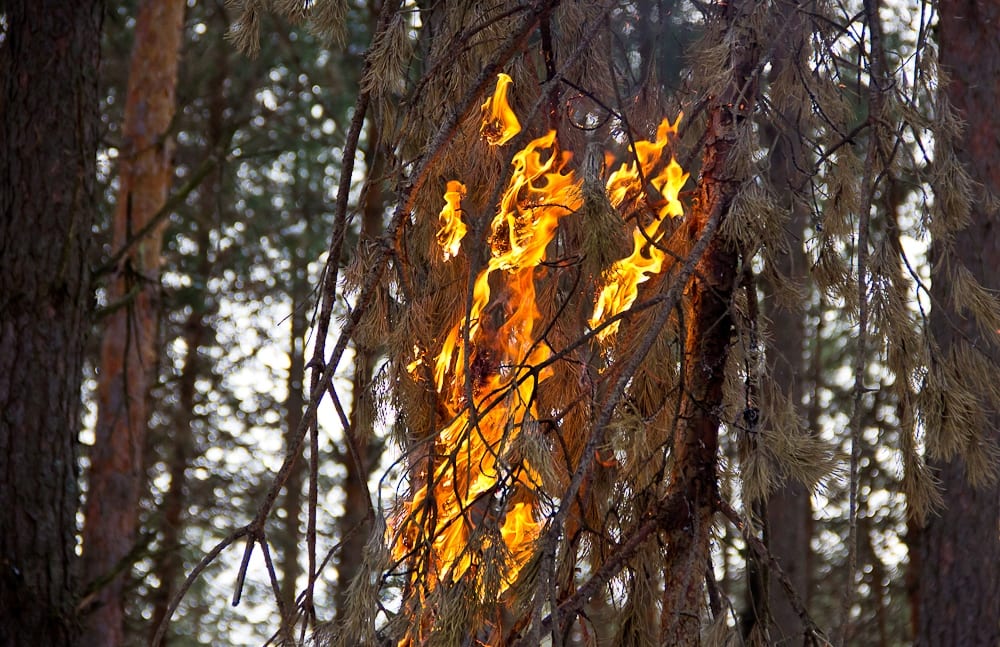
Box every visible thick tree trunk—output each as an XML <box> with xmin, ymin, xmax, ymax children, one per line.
<box><xmin>919</xmin><ymin>2</ymin><xmax>1000</xmax><ymax>645</ymax></box>
<box><xmin>0</xmin><ymin>2</ymin><xmax>103</xmax><ymax>645</ymax></box>
<box><xmin>661</xmin><ymin>5</ymin><xmax>759</xmax><ymax>642</ymax></box>
<box><xmin>82</xmin><ymin>2</ymin><xmax>185</xmax><ymax>645</ymax></box>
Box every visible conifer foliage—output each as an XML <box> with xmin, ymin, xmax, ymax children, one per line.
<box><xmin>53</xmin><ymin>0</ymin><xmax>997</xmax><ymax>645</ymax></box>
<box><xmin>193</xmin><ymin>0</ymin><xmax>1000</xmax><ymax>644</ymax></box>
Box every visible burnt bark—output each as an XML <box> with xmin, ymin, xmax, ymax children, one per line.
<box><xmin>0</xmin><ymin>1</ymin><xmax>103</xmax><ymax>645</ymax></box>
<box><xmin>661</xmin><ymin>223</ymin><xmax>738</xmax><ymax>643</ymax></box>
<box><xmin>661</xmin><ymin>4</ymin><xmax>759</xmax><ymax>643</ymax></box>
<box><xmin>81</xmin><ymin>2</ymin><xmax>185</xmax><ymax>644</ymax></box>
<box><xmin>919</xmin><ymin>2</ymin><xmax>1000</xmax><ymax>645</ymax></box>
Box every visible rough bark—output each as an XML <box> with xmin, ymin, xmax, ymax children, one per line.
<box><xmin>661</xmin><ymin>223</ymin><xmax>737</xmax><ymax>643</ymax></box>
<box><xmin>81</xmin><ymin>2</ymin><xmax>185</xmax><ymax>644</ymax></box>
<box><xmin>919</xmin><ymin>2</ymin><xmax>1000</xmax><ymax>645</ymax></box>
<box><xmin>0</xmin><ymin>1</ymin><xmax>103</xmax><ymax>645</ymax></box>
<box><xmin>661</xmin><ymin>4</ymin><xmax>759</xmax><ymax>643</ymax></box>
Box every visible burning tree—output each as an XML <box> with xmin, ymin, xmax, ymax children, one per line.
<box><xmin>153</xmin><ymin>1</ymin><xmax>999</xmax><ymax>645</ymax></box>
<box><xmin>317</xmin><ymin>3</ymin><xmax>807</xmax><ymax>642</ymax></box>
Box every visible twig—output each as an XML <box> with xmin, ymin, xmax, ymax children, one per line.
<box><xmin>837</xmin><ymin>1</ymin><xmax>884</xmax><ymax>643</ymax></box>
<box><xmin>150</xmin><ymin>3</ymin><xmax>400</xmax><ymax>641</ymax></box>
<box><xmin>514</xmin><ymin>491</ymin><xmax>689</xmax><ymax>645</ymax></box>
<box><xmin>258</xmin><ymin>536</ymin><xmax>294</xmax><ymax>645</ymax></box>
<box><xmin>299</xmin><ymin>0</ymin><xmax>403</xmax><ymax>628</ymax></box>
<box><xmin>151</xmin><ymin>526</ymin><xmax>249</xmax><ymax>646</ymax></box>
<box><xmin>523</xmin><ymin>192</ymin><xmax>730</xmax><ymax>645</ymax></box>
<box><xmin>171</xmin><ymin>2</ymin><xmax>566</xmax><ymax>641</ymax></box>
<box><xmin>77</xmin><ymin>531</ymin><xmax>156</xmax><ymax>614</ymax></box>
<box><xmin>95</xmin><ymin>154</ymin><xmax>219</xmax><ymax>277</ymax></box>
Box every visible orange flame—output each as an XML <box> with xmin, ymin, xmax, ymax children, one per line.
<box><xmin>590</xmin><ymin>117</ymin><xmax>689</xmax><ymax>340</ymax></box>
<box><xmin>480</xmin><ymin>73</ymin><xmax>522</xmax><ymax>146</ymax></box>
<box><xmin>436</xmin><ymin>180</ymin><xmax>467</xmax><ymax>261</ymax></box>
<box><xmin>394</xmin><ymin>75</ymin><xmax>687</xmax><ymax>621</ymax></box>
<box><xmin>604</xmin><ymin>116</ymin><xmax>680</xmax><ymax>208</ymax></box>
<box><xmin>399</xmin><ymin>127</ymin><xmax>580</xmax><ymax>597</ymax></box>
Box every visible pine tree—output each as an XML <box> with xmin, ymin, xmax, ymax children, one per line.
<box><xmin>917</xmin><ymin>2</ymin><xmax>1000</xmax><ymax>644</ymax></box>
<box><xmin>0</xmin><ymin>1</ymin><xmax>104</xmax><ymax>644</ymax></box>
<box><xmin>82</xmin><ymin>2</ymin><xmax>186</xmax><ymax>644</ymax></box>
<box><xmin>152</xmin><ymin>1</ymin><xmax>1000</xmax><ymax>644</ymax></box>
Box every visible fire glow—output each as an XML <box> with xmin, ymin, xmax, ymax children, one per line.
<box><xmin>392</xmin><ymin>74</ymin><xmax>688</xmax><ymax>612</ymax></box>
<box><xmin>590</xmin><ymin>116</ymin><xmax>688</xmax><ymax>340</ymax></box>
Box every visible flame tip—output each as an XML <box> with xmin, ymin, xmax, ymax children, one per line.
<box><xmin>481</xmin><ymin>72</ymin><xmax>522</xmax><ymax>146</ymax></box>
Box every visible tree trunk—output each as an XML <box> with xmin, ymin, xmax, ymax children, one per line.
<box><xmin>82</xmin><ymin>2</ymin><xmax>185</xmax><ymax>644</ymax></box>
<box><xmin>279</xmin><ymin>287</ymin><xmax>307</xmax><ymax>623</ymax></box>
<box><xmin>149</xmin><ymin>8</ymin><xmax>227</xmax><ymax>640</ymax></box>
<box><xmin>148</xmin><ymin>219</ymin><xmax>214</xmax><ymax>643</ymax></box>
<box><xmin>150</xmin><ymin>336</ymin><xmax>194</xmax><ymax>634</ymax></box>
<box><xmin>919</xmin><ymin>2</ymin><xmax>1000</xmax><ymax>645</ymax></box>
<box><xmin>661</xmin><ymin>5</ymin><xmax>759</xmax><ymax>642</ymax></box>
<box><xmin>0</xmin><ymin>2</ymin><xmax>103</xmax><ymax>645</ymax></box>
<box><xmin>148</xmin><ymin>290</ymin><xmax>203</xmax><ymax>643</ymax></box>
<box><xmin>760</xmin><ymin>6</ymin><xmax>812</xmax><ymax>637</ymax></box>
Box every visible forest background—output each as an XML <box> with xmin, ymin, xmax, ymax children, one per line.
<box><xmin>1</xmin><ymin>0</ymin><xmax>998</xmax><ymax>646</ymax></box>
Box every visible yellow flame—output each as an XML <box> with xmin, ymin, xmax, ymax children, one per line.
<box><xmin>480</xmin><ymin>73</ymin><xmax>522</xmax><ymax>146</ymax></box>
<box><xmin>405</xmin><ymin>345</ymin><xmax>424</xmax><ymax>374</ymax></box>
<box><xmin>604</xmin><ymin>116</ymin><xmax>681</xmax><ymax>208</ymax></box>
<box><xmin>398</xmin><ymin>127</ymin><xmax>581</xmax><ymax>600</ymax></box>
<box><xmin>436</xmin><ymin>180</ymin><xmax>467</xmax><ymax>261</ymax></box>
<box><xmin>590</xmin><ymin>225</ymin><xmax>668</xmax><ymax>340</ymax></box>
<box><xmin>589</xmin><ymin>117</ymin><xmax>689</xmax><ymax>340</ymax></box>
<box><xmin>395</xmin><ymin>76</ymin><xmax>687</xmax><ymax>620</ymax></box>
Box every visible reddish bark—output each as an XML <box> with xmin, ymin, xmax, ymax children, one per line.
<box><xmin>919</xmin><ymin>2</ymin><xmax>1000</xmax><ymax>645</ymax></box>
<box><xmin>661</xmin><ymin>5</ymin><xmax>759</xmax><ymax>642</ymax></box>
<box><xmin>0</xmin><ymin>1</ymin><xmax>103</xmax><ymax>645</ymax></box>
<box><xmin>82</xmin><ymin>2</ymin><xmax>185</xmax><ymax>645</ymax></box>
